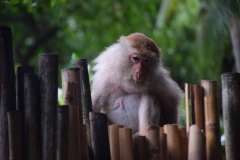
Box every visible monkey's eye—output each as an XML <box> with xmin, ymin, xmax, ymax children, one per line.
<box><xmin>132</xmin><ymin>56</ymin><xmax>140</xmax><ymax>63</ymax></box>
<box><xmin>144</xmin><ymin>59</ymin><xmax>150</xmax><ymax>64</ymax></box>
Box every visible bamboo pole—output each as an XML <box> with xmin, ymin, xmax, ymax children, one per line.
<box><xmin>185</xmin><ymin>83</ymin><xmax>190</xmax><ymax>133</ymax></box>
<box><xmin>201</xmin><ymin>80</ymin><xmax>217</xmax><ymax>97</ymax></box>
<box><xmin>164</xmin><ymin>124</ymin><xmax>181</xmax><ymax>160</ymax></box>
<box><xmin>61</xmin><ymin>68</ymin><xmax>82</xmax><ymax>123</ymax></box>
<box><xmin>0</xmin><ymin>33</ymin><xmax>4</xmax><ymax>159</ymax></box>
<box><xmin>119</xmin><ymin>128</ymin><xmax>134</xmax><ymax>160</ymax></box>
<box><xmin>160</xmin><ymin>133</ymin><xmax>168</xmax><ymax>160</ymax></box>
<box><xmin>190</xmin><ymin>85</ymin><xmax>195</xmax><ymax>125</ymax></box>
<box><xmin>0</xmin><ymin>26</ymin><xmax>16</xmax><ymax>160</ymax></box>
<box><xmin>17</xmin><ymin>66</ymin><xmax>34</xmax><ymax>160</ymax></box>
<box><xmin>17</xmin><ymin>66</ymin><xmax>34</xmax><ymax>111</ymax></box>
<box><xmin>193</xmin><ymin>85</ymin><xmax>205</xmax><ymax>132</ymax></box>
<box><xmin>16</xmin><ymin>66</ymin><xmax>34</xmax><ymax>114</ymax></box>
<box><xmin>109</xmin><ymin>124</ymin><xmax>123</xmax><ymax>160</ymax></box>
<box><xmin>61</xmin><ymin>68</ymin><xmax>81</xmax><ymax>160</ymax></box>
<box><xmin>56</xmin><ymin>105</ymin><xmax>70</xmax><ymax>160</ymax></box>
<box><xmin>133</xmin><ymin>134</ymin><xmax>147</xmax><ymax>160</ymax></box>
<box><xmin>140</xmin><ymin>125</ymin><xmax>160</xmax><ymax>160</ymax></box>
<box><xmin>39</xmin><ymin>53</ymin><xmax>58</xmax><ymax>160</ymax></box>
<box><xmin>201</xmin><ymin>80</ymin><xmax>220</xmax><ymax>159</ymax></box>
<box><xmin>61</xmin><ymin>69</ymin><xmax>81</xmax><ymax>160</ymax></box>
<box><xmin>73</xmin><ymin>59</ymin><xmax>93</xmax><ymax>150</ymax></box>
<box><xmin>72</xmin><ymin>59</ymin><xmax>92</xmax><ymax>124</ymax></box>
<box><xmin>24</xmin><ymin>73</ymin><xmax>41</xmax><ymax>160</ymax></box>
<box><xmin>80</xmin><ymin>124</ymin><xmax>89</xmax><ymax>160</ymax></box>
<box><xmin>0</xmin><ymin>36</ymin><xmax>3</xmax><ymax>103</ymax></box>
<box><xmin>204</xmin><ymin>96</ymin><xmax>221</xmax><ymax>160</ymax></box>
<box><xmin>8</xmin><ymin>111</ymin><xmax>23</xmax><ymax>160</ymax></box>
<box><xmin>160</xmin><ymin>127</ymin><xmax>164</xmax><ymax>133</ymax></box>
<box><xmin>188</xmin><ymin>125</ymin><xmax>206</xmax><ymax>160</ymax></box>
<box><xmin>89</xmin><ymin>112</ymin><xmax>110</xmax><ymax>160</ymax></box>
<box><xmin>221</xmin><ymin>72</ymin><xmax>240</xmax><ymax>160</ymax></box>
<box><xmin>179</xmin><ymin>128</ymin><xmax>188</xmax><ymax>160</ymax></box>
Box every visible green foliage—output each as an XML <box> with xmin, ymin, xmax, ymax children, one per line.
<box><xmin>58</xmin><ymin>88</ymin><xmax>64</xmax><ymax>105</ymax></box>
<box><xmin>153</xmin><ymin>0</ymin><xmax>201</xmax><ymax>87</ymax></box>
<box><xmin>178</xmin><ymin>98</ymin><xmax>187</xmax><ymax>128</ymax></box>
<box><xmin>0</xmin><ymin>0</ymin><xmax>201</xmax><ymax>89</ymax></box>
<box><xmin>196</xmin><ymin>1</ymin><xmax>229</xmax><ymax>80</ymax></box>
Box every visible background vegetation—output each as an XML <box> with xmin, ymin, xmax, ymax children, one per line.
<box><xmin>1</xmin><ymin>0</ymin><xmax>240</xmax><ymax>158</ymax></box>
<box><xmin>2</xmin><ymin>0</ymin><xmax>238</xmax><ymax>84</ymax></box>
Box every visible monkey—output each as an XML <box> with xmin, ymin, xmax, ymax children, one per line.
<box><xmin>91</xmin><ymin>33</ymin><xmax>183</xmax><ymax>133</ymax></box>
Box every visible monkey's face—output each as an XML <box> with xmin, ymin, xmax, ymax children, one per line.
<box><xmin>130</xmin><ymin>52</ymin><xmax>151</xmax><ymax>83</ymax></box>
<box><xmin>117</xmin><ymin>51</ymin><xmax>159</xmax><ymax>93</ymax></box>
<box><xmin>116</xmin><ymin>33</ymin><xmax>161</xmax><ymax>93</ymax></box>
<box><xmin>125</xmin><ymin>33</ymin><xmax>160</xmax><ymax>85</ymax></box>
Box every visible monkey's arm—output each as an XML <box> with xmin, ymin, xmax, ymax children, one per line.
<box><xmin>138</xmin><ymin>85</ymin><xmax>181</xmax><ymax>129</ymax></box>
<box><xmin>155</xmin><ymin>69</ymin><xmax>183</xmax><ymax>125</ymax></box>
<box><xmin>130</xmin><ymin>67</ymin><xmax>182</xmax><ymax>130</ymax></box>
<box><xmin>91</xmin><ymin>43</ymin><xmax>122</xmax><ymax>111</ymax></box>
<box><xmin>91</xmin><ymin>79</ymin><xmax>111</xmax><ymax>112</ymax></box>
<box><xmin>138</xmin><ymin>92</ymin><xmax>161</xmax><ymax>128</ymax></box>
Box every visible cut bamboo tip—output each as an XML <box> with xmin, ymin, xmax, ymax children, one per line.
<box><xmin>163</xmin><ymin>124</ymin><xmax>181</xmax><ymax>160</ymax></box>
<box><xmin>109</xmin><ymin>124</ymin><xmax>123</xmax><ymax>160</ymax></box>
<box><xmin>140</xmin><ymin>125</ymin><xmax>160</xmax><ymax>160</ymax></box>
<box><xmin>188</xmin><ymin>125</ymin><xmax>206</xmax><ymax>160</ymax></box>
<box><xmin>119</xmin><ymin>127</ymin><xmax>134</xmax><ymax>160</ymax></box>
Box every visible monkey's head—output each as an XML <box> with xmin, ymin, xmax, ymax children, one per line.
<box><xmin>93</xmin><ymin>33</ymin><xmax>162</xmax><ymax>93</ymax></box>
<box><xmin>117</xmin><ymin>33</ymin><xmax>161</xmax><ymax>91</ymax></box>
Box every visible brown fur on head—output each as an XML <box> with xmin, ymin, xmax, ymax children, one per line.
<box><xmin>126</xmin><ymin>33</ymin><xmax>160</xmax><ymax>58</ymax></box>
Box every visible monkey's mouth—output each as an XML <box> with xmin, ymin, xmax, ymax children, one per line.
<box><xmin>136</xmin><ymin>72</ymin><xmax>142</xmax><ymax>80</ymax></box>
<box><xmin>134</xmin><ymin>78</ymin><xmax>143</xmax><ymax>84</ymax></box>
<box><xmin>134</xmin><ymin>75</ymin><xmax>144</xmax><ymax>83</ymax></box>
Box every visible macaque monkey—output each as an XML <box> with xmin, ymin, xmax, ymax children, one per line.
<box><xmin>91</xmin><ymin>33</ymin><xmax>183</xmax><ymax>133</ymax></box>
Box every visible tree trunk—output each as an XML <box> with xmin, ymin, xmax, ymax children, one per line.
<box><xmin>230</xmin><ymin>15</ymin><xmax>240</xmax><ymax>72</ymax></box>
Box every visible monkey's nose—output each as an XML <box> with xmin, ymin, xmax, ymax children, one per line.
<box><xmin>136</xmin><ymin>72</ymin><xmax>143</xmax><ymax>83</ymax></box>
